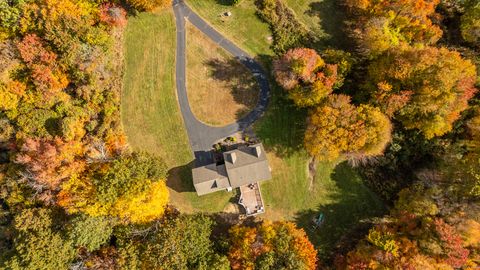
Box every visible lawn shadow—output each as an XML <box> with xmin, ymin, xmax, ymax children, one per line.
<box><xmin>250</xmin><ymin>54</ymin><xmax>307</xmax><ymax>158</ymax></box>
<box><xmin>166</xmin><ymin>160</ymin><xmax>196</xmax><ymax>193</ymax></box>
<box><xmin>306</xmin><ymin>0</ymin><xmax>351</xmax><ymax>50</ymax></box>
<box><xmin>294</xmin><ymin>161</ymin><xmax>387</xmax><ymax>260</ymax></box>
<box><xmin>215</xmin><ymin>0</ymin><xmax>234</xmax><ymax>6</ymax></box>
<box><xmin>205</xmin><ymin>57</ymin><xmax>261</xmax><ymax>121</ymax></box>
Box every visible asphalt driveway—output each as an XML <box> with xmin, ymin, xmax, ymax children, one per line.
<box><xmin>173</xmin><ymin>0</ymin><xmax>270</xmax><ymax>165</ymax></box>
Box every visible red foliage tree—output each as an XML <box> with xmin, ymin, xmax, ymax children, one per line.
<box><xmin>433</xmin><ymin>219</ymin><xmax>470</xmax><ymax>268</ymax></box>
<box><xmin>15</xmin><ymin>137</ymin><xmax>84</xmax><ymax>191</ymax></box>
<box><xmin>99</xmin><ymin>4</ymin><xmax>127</xmax><ymax>27</ymax></box>
<box><xmin>16</xmin><ymin>34</ymin><xmax>68</xmax><ymax>95</ymax></box>
<box><xmin>273</xmin><ymin>48</ymin><xmax>340</xmax><ymax>107</ymax></box>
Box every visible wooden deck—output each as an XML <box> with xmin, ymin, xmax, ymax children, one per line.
<box><xmin>238</xmin><ymin>182</ymin><xmax>265</xmax><ymax>216</ymax></box>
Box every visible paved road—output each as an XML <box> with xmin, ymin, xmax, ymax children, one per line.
<box><xmin>173</xmin><ymin>0</ymin><xmax>270</xmax><ymax>165</ymax></box>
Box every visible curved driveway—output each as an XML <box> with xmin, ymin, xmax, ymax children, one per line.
<box><xmin>173</xmin><ymin>0</ymin><xmax>270</xmax><ymax>165</ymax></box>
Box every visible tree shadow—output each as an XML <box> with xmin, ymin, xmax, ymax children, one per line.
<box><xmin>294</xmin><ymin>162</ymin><xmax>387</xmax><ymax>261</ymax></box>
<box><xmin>215</xmin><ymin>0</ymin><xmax>235</xmax><ymax>6</ymax></box>
<box><xmin>204</xmin><ymin>57</ymin><xmax>261</xmax><ymax>120</ymax></box>
<box><xmin>166</xmin><ymin>160</ymin><xmax>196</xmax><ymax>193</ymax></box>
<box><xmin>305</xmin><ymin>0</ymin><xmax>351</xmax><ymax>50</ymax></box>
<box><xmin>248</xmin><ymin>54</ymin><xmax>307</xmax><ymax>158</ymax></box>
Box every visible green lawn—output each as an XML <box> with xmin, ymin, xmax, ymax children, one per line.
<box><xmin>121</xmin><ymin>9</ymin><xmax>233</xmax><ymax>213</ymax></box>
<box><xmin>255</xmin><ymin>86</ymin><xmax>386</xmax><ymax>258</ymax></box>
<box><xmin>185</xmin><ymin>0</ymin><xmax>273</xmax><ymax>57</ymax></box>
<box><xmin>284</xmin><ymin>0</ymin><xmax>348</xmax><ymax>48</ymax></box>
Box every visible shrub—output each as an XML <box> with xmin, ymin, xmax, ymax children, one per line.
<box><xmin>256</xmin><ymin>0</ymin><xmax>311</xmax><ymax>54</ymax></box>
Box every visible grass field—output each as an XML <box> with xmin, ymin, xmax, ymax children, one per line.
<box><xmin>121</xmin><ymin>10</ymin><xmax>233</xmax><ymax>213</ymax></box>
<box><xmin>186</xmin><ymin>22</ymin><xmax>259</xmax><ymax>126</ymax></box>
<box><xmin>285</xmin><ymin>0</ymin><xmax>349</xmax><ymax>48</ymax></box>
<box><xmin>185</xmin><ymin>0</ymin><xmax>273</xmax><ymax>57</ymax></box>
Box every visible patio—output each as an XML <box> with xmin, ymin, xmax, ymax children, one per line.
<box><xmin>238</xmin><ymin>182</ymin><xmax>265</xmax><ymax>216</ymax></box>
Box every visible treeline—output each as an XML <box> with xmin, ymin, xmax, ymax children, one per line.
<box><xmin>263</xmin><ymin>0</ymin><xmax>479</xmax><ymax>268</ymax></box>
<box><xmin>0</xmin><ymin>0</ymin><xmax>322</xmax><ymax>269</ymax></box>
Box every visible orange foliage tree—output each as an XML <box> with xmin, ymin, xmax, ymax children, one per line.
<box><xmin>365</xmin><ymin>46</ymin><xmax>478</xmax><ymax>138</ymax></box>
<box><xmin>228</xmin><ymin>221</ymin><xmax>317</xmax><ymax>270</ymax></box>
<box><xmin>99</xmin><ymin>4</ymin><xmax>127</xmax><ymax>27</ymax></box>
<box><xmin>15</xmin><ymin>137</ymin><xmax>84</xmax><ymax>189</ymax></box>
<box><xmin>126</xmin><ymin>0</ymin><xmax>172</xmax><ymax>11</ymax></box>
<box><xmin>16</xmin><ymin>34</ymin><xmax>68</xmax><ymax>96</ymax></box>
<box><xmin>273</xmin><ymin>48</ymin><xmax>341</xmax><ymax>107</ymax></box>
<box><xmin>344</xmin><ymin>0</ymin><xmax>442</xmax><ymax>55</ymax></box>
<box><xmin>304</xmin><ymin>94</ymin><xmax>391</xmax><ymax>160</ymax></box>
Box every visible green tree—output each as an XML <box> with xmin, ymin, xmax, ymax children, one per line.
<box><xmin>93</xmin><ymin>151</ymin><xmax>167</xmax><ymax>205</ymax></box>
<box><xmin>118</xmin><ymin>214</ymin><xmax>222</xmax><ymax>269</ymax></box>
<box><xmin>2</xmin><ymin>208</ymin><xmax>76</xmax><ymax>270</ymax></box>
<box><xmin>68</xmin><ymin>214</ymin><xmax>115</xmax><ymax>252</ymax></box>
<box><xmin>461</xmin><ymin>1</ymin><xmax>480</xmax><ymax>44</ymax></box>
<box><xmin>59</xmin><ymin>152</ymin><xmax>169</xmax><ymax>224</ymax></box>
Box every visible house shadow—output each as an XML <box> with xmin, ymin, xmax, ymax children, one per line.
<box><xmin>305</xmin><ymin>0</ymin><xmax>351</xmax><ymax>50</ymax></box>
<box><xmin>294</xmin><ymin>162</ymin><xmax>387</xmax><ymax>261</ymax></box>
<box><xmin>166</xmin><ymin>160</ymin><xmax>196</xmax><ymax>193</ymax></box>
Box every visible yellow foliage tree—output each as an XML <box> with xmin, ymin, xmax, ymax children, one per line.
<box><xmin>112</xmin><ymin>180</ymin><xmax>169</xmax><ymax>223</ymax></box>
<box><xmin>58</xmin><ymin>152</ymin><xmax>169</xmax><ymax>224</ymax></box>
<box><xmin>126</xmin><ymin>0</ymin><xmax>172</xmax><ymax>11</ymax></box>
<box><xmin>304</xmin><ymin>94</ymin><xmax>391</xmax><ymax>160</ymax></box>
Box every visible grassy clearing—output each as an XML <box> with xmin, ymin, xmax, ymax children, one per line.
<box><xmin>185</xmin><ymin>0</ymin><xmax>273</xmax><ymax>56</ymax></box>
<box><xmin>256</xmin><ymin>87</ymin><xmax>386</xmax><ymax>258</ymax></box>
<box><xmin>186</xmin><ymin>22</ymin><xmax>259</xmax><ymax>126</ymax></box>
<box><xmin>121</xmin><ymin>10</ymin><xmax>233</xmax><ymax>213</ymax></box>
<box><xmin>284</xmin><ymin>0</ymin><xmax>349</xmax><ymax>48</ymax></box>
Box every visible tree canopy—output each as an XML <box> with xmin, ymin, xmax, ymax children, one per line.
<box><xmin>273</xmin><ymin>48</ymin><xmax>345</xmax><ymax>107</ymax></box>
<box><xmin>344</xmin><ymin>0</ymin><xmax>442</xmax><ymax>55</ymax></box>
<box><xmin>365</xmin><ymin>46</ymin><xmax>477</xmax><ymax>138</ymax></box>
<box><xmin>304</xmin><ymin>94</ymin><xmax>392</xmax><ymax>160</ymax></box>
<box><xmin>228</xmin><ymin>221</ymin><xmax>318</xmax><ymax>270</ymax></box>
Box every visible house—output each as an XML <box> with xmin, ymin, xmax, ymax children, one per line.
<box><xmin>192</xmin><ymin>143</ymin><xmax>272</xmax><ymax>196</ymax></box>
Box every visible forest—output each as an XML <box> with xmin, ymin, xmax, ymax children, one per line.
<box><xmin>0</xmin><ymin>0</ymin><xmax>479</xmax><ymax>269</ymax></box>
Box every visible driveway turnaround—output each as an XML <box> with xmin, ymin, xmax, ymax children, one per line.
<box><xmin>173</xmin><ymin>0</ymin><xmax>270</xmax><ymax>165</ymax></box>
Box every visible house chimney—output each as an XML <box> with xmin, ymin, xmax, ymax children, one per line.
<box><xmin>229</xmin><ymin>152</ymin><xmax>237</xmax><ymax>163</ymax></box>
<box><xmin>253</xmin><ymin>145</ymin><xmax>262</xmax><ymax>157</ymax></box>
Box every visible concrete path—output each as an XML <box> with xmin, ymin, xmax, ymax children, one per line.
<box><xmin>173</xmin><ymin>0</ymin><xmax>270</xmax><ymax>165</ymax></box>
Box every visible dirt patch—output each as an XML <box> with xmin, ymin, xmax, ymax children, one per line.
<box><xmin>186</xmin><ymin>22</ymin><xmax>260</xmax><ymax>126</ymax></box>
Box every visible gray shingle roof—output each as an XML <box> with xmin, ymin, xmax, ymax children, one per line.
<box><xmin>192</xmin><ymin>164</ymin><xmax>230</xmax><ymax>195</ymax></box>
<box><xmin>192</xmin><ymin>143</ymin><xmax>272</xmax><ymax>195</ymax></box>
<box><xmin>223</xmin><ymin>144</ymin><xmax>271</xmax><ymax>188</ymax></box>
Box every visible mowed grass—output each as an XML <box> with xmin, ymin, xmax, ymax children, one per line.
<box><xmin>121</xmin><ymin>10</ymin><xmax>233</xmax><ymax>213</ymax></box>
<box><xmin>185</xmin><ymin>0</ymin><xmax>273</xmax><ymax>56</ymax></box>
<box><xmin>186</xmin><ymin>22</ymin><xmax>259</xmax><ymax>126</ymax></box>
<box><xmin>284</xmin><ymin>0</ymin><xmax>349</xmax><ymax>48</ymax></box>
